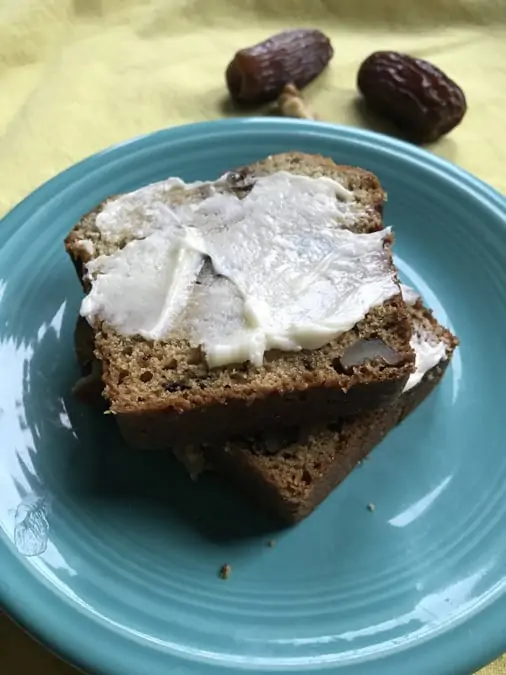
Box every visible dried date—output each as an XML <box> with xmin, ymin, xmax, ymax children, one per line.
<box><xmin>226</xmin><ymin>29</ymin><xmax>333</xmax><ymax>105</ymax></box>
<box><xmin>357</xmin><ymin>51</ymin><xmax>467</xmax><ymax>143</ymax></box>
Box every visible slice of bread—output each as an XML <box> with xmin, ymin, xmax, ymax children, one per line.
<box><xmin>206</xmin><ymin>299</ymin><xmax>458</xmax><ymax>522</ymax></box>
<box><xmin>66</xmin><ymin>153</ymin><xmax>415</xmax><ymax>448</ymax></box>
<box><xmin>73</xmin><ymin>297</ymin><xmax>457</xmax><ymax>523</ymax></box>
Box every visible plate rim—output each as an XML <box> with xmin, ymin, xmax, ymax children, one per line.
<box><xmin>1</xmin><ymin>117</ymin><xmax>505</xmax><ymax>675</ymax></box>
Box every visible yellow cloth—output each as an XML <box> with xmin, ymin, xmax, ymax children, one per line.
<box><xmin>1</xmin><ymin>0</ymin><xmax>506</xmax><ymax>216</ymax></box>
<box><xmin>0</xmin><ymin>0</ymin><xmax>505</xmax><ymax>672</ymax></box>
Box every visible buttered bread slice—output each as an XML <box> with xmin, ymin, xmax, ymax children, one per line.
<box><xmin>65</xmin><ymin>153</ymin><xmax>415</xmax><ymax>448</ymax></box>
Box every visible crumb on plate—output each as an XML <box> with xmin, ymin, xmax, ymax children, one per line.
<box><xmin>219</xmin><ymin>563</ymin><xmax>232</xmax><ymax>580</ymax></box>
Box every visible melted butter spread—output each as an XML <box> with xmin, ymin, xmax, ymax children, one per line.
<box><xmin>400</xmin><ymin>285</ymin><xmax>448</xmax><ymax>391</ymax></box>
<box><xmin>80</xmin><ymin>171</ymin><xmax>399</xmax><ymax>368</ymax></box>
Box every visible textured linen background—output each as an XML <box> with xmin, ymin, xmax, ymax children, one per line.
<box><xmin>0</xmin><ymin>0</ymin><xmax>505</xmax><ymax>672</ymax></box>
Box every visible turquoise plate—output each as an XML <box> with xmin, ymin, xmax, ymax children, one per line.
<box><xmin>0</xmin><ymin>119</ymin><xmax>505</xmax><ymax>675</ymax></box>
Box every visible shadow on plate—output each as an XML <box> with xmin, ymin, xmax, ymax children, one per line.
<box><xmin>19</xmin><ymin>300</ymin><xmax>281</xmax><ymax>545</ymax></box>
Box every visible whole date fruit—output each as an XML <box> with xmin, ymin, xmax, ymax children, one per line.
<box><xmin>226</xmin><ymin>29</ymin><xmax>333</xmax><ymax>105</ymax></box>
<box><xmin>357</xmin><ymin>51</ymin><xmax>467</xmax><ymax>143</ymax></box>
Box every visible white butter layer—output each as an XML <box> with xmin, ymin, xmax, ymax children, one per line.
<box><xmin>399</xmin><ymin>283</ymin><xmax>421</xmax><ymax>307</ymax></box>
<box><xmin>80</xmin><ymin>171</ymin><xmax>399</xmax><ymax>368</ymax></box>
<box><xmin>400</xmin><ymin>285</ymin><xmax>448</xmax><ymax>392</ymax></box>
